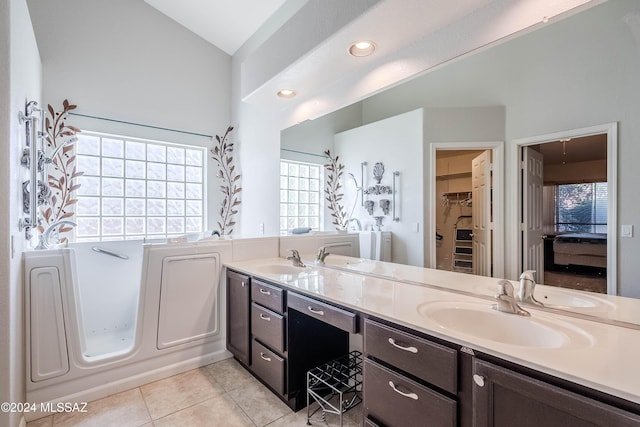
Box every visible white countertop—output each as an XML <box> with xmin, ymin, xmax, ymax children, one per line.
<box><xmin>225</xmin><ymin>256</ymin><xmax>640</xmax><ymax>405</ymax></box>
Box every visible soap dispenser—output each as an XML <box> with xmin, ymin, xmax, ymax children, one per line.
<box><xmin>517</xmin><ymin>270</ymin><xmax>543</xmax><ymax>306</ymax></box>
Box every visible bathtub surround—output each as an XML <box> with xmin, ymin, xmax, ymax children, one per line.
<box><xmin>22</xmin><ymin>233</ymin><xmax>360</xmax><ymax>422</ymax></box>
<box><xmin>23</xmin><ymin>240</ymin><xmax>233</xmax><ymax>420</ymax></box>
<box><xmin>211</xmin><ymin>126</ymin><xmax>241</xmax><ymax>236</ymax></box>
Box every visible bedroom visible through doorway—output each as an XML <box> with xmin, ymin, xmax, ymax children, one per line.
<box><xmin>521</xmin><ymin>134</ymin><xmax>608</xmax><ymax>294</ymax></box>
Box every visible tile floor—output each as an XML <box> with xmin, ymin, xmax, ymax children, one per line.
<box><xmin>26</xmin><ymin>358</ymin><xmax>362</xmax><ymax>427</ymax></box>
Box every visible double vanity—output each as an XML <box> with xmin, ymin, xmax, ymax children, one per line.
<box><xmin>224</xmin><ymin>254</ymin><xmax>640</xmax><ymax>426</ymax></box>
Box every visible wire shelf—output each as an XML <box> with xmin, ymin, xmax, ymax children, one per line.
<box><xmin>306</xmin><ymin>351</ymin><xmax>363</xmax><ymax>426</ymax></box>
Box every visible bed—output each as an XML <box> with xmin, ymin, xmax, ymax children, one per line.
<box><xmin>553</xmin><ymin>233</ymin><xmax>607</xmax><ymax>269</ymax></box>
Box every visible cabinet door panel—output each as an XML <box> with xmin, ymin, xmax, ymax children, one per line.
<box><xmin>226</xmin><ymin>270</ymin><xmax>250</xmax><ymax>365</ymax></box>
<box><xmin>474</xmin><ymin>359</ymin><xmax>640</xmax><ymax>427</ymax></box>
<box><xmin>364</xmin><ymin>359</ymin><xmax>456</xmax><ymax>427</ymax></box>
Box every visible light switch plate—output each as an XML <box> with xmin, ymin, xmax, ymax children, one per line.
<box><xmin>621</xmin><ymin>224</ymin><xmax>633</xmax><ymax>238</ymax></box>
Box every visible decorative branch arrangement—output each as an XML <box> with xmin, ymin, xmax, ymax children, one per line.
<box><xmin>38</xmin><ymin>99</ymin><xmax>82</xmax><ymax>242</ymax></box>
<box><xmin>324</xmin><ymin>149</ymin><xmax>349</xmax><ymax>231</ymax></box>
<box><xmin>211</xmin><ymin>126</ymin><xmax>241</xmax><ymax>235</ymax></box>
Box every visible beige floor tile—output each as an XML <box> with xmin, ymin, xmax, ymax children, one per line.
<box><xmin>227</xmin><ymin>381</ymin><xmax>292</xmax><ymax>426</ymax></box>
<box><xmin>153</xmin><ymin>394</ymin><xmax>255</xmax><ymax>427</ymax></box>
<box><xmin>202</xmin><ymin>358</ymin><xmax>260</xmax><ymax>392</ymax></box>
<box><xmin>52</xmin><ymin>388</ymin><xmax>151</xmax><ymax>427</ymax></box>
<box><xmin>267</xmin><ymin>405</ymin><xmax>362</xmax><ymax>427</ymax></box>
<box><xmin>27</xmin><ymin>415</ymin><xmax>53</xmax><ymax>427</ymax></box>
<box><xmin>140</xmin><ymin>367</ymin><xmax>226</xmax><ymax>420</ymax></box>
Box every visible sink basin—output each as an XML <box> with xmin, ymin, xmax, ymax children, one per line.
<box><xmin>534</xmin><ymin>288</ymin><xmax>615</xmax><ymax>310</ymax></box>
<box><xmin>253</xmin><ymin>264</ymin><xmax>309</xmax><ymax>277</ymax></box>
<box><xmin>418</xmin><ymin>301</ymin><xmax>594</xmax><ymax>349</ymax></box>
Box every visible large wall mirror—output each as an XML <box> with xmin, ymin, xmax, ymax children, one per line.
<box><xmin>280</xmin><ymin>1</ymin><xmax>640</xmax><ymax>324</ymax></box>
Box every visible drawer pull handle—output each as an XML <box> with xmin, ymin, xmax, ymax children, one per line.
<box><xmin>259</xmin><ymin>288</ymin><xmax>271</xmax><ymax>295</ymax></box>
<box><xmin>388</xmin><ymin>338</ymin><xmax>418</xmax><ymax>353</ymax></box>
<box><xmin>241</xmin><ymin>282</ymin><xmax>246</xmax><ymax>287</ymax></box>
<box><xmin>308</xmin><ymin>306</ymin><xmax>325</xmax><ymax>316</ymax></box>
<box><xmin>388</xmin><ymin>381</ymin><xmax>418</xmax><ymax>400</ymax></box>
<box><xmin>259</xmin><ymin>313</ymin><xmax>271</xmax><ymax>321</ymax></box>
<box><xmin>260</xmin><ymin>352</ymin><xmax>272</xmax><ymax>362</ymax></box>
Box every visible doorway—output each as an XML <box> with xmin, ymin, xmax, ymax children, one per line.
<box><xmin>428</xmin><ymin>142</ymin><xmax>504</xmax><ymax>278</ymax></box>
<box><xmin>514</xmin><ymin>123</ymin><xmax>617</xmax><ymax>295</ymax></box>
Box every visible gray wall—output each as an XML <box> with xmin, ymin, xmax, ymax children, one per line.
<box><xmin>27</xmin><ymin>0</ymin><xmax>232</xmax><ymax>231</ymax></box>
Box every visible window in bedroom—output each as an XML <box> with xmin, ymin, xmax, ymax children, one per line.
<box><xmin>74</xmin><ymin>131</ymin><xmax>207</xmax><ymax>241</ymax></box>
<box><xmin>555</xmin><ymin>182</ymin><xmax>608</xmax><ymax>233</ymax></box>
<box><xmin>279</xmin><ymin>160</ymin><xmax>323</xmax><ymax>235</ymax></box>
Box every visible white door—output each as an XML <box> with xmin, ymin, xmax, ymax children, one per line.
<box><xmin>522</xmin><ymin>147</ymin><xmax>544</xmax><ymax>284</ymax></box>
<box><xmin>472</xmin><ymin>150</ymin><xmax>492</xmax><ymax>276</ymax></box>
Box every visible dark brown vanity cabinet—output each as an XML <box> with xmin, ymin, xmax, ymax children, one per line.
<box><xmin>473</xmin><ymin>359</ymin><xmax>640</xmax><ymax>427</ymax></box>
<box><xmin>226</xmin><ymin>270</ymin><xmax>350</xmax><ymax>410</ymax></box>
<box><xmin>226</xmin><ymin>270</ymin><xmax>251</xmax><ymax>366</ymax></box>
<box><xmin>363</xmin><ymin>318</ymin><xmax>461</xmax><ymax>427</ymax></box>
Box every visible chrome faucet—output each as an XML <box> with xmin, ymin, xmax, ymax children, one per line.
<box><xmin>315</xmin><ymin>246</ymin><xmax>331</xmax><ymax>264</ymax></box>
<box><xmin>516</xmin><ymin>270</ymin><xmax>543</xmax><ymax>306</ymax></box>
<box><xmin>35</xmin><ymin>220</ymin><xmax>77</xmax><ymax>249</ymax></box>
<box><xmin>494</xmin><ymin>280</ymin><xmax>530</xmax><ymax>316</ymax></box>
<box><xmin>286</xmin><ymin>249</ymin><xmax>306</xmax><ymax>267</ymax></box>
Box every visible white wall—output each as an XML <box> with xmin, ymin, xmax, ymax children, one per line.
<box><xmin>2</xmin><ymin>1</ymin><xmax>43</xmax><ymax>425</ymax></box>
<box><xmin>231</xmin><ymin>0</ymin><xmax>307</xmax><ymax>238</ymax></box>
<box><xmin>27</xmin><ymin>0</ymin><xmax>232</xmax><ymax>231</ymax></box>
<box><xmin>335</xmin><ymin>109</ymin><xmax>424</xmax><ymax>266</ymax></box>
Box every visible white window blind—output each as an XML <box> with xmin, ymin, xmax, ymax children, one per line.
<box><xmin>555</xmin><ymin>182</ymin><xmax>607</xmax><ymax>233</ymax></box>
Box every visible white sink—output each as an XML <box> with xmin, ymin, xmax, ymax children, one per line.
<box><xmin>534</xmin><ymin>287</ymin><xmax>615</xmax><ymax>311</ymax></box>
<box><xmin>417</xmin><ymin>301</ymin><xmax>594</xmax><ymax>349</ymax></box>
<box><xmin>253</xmin><ymin>264</ymin><xmax>310</xmax><ymax>278</ymax></box>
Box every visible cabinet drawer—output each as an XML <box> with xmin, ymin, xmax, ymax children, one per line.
<box><xmin>251</xmin><ymin>303</ymin><xmax>285</xmax><ymax>354</ymax></box>
<box><xmin>364</xmin><ymin>359</ymin><xmax>456</xmax><ymax>427</ymax></box>
<box><xmin>251</xmin><ymin>280</ymin><xmax>285</xmax><ymax>313</ymax></box>
<box><xmin>287</xmin><ymin>292</ymin><xmax>357</xmax><ymax>333</ymax></box>
<box><xmin>365</xmin><ymin>319</ymin><xmax>457</xmax><ymax>394</ymax></box>
<box><xmin>251</xmin><ymin>339</ymin><xmax>286</xmax><ymax>395</ymax></box>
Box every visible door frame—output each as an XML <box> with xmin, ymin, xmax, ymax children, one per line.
<box><xmin>511</xmin><ymin>123</ymin><xmax>617</xmax><ymax>295</ymax></box>
<box><xmin>428</xmin><ymin>141</ymin><xmax>505</xmax><ymax>278</ymax></box>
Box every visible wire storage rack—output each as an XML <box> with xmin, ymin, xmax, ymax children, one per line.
<box><xmin>306</xmin><ymin>350</ymin><xmax>363</xmax><ymax>426</ymax></box>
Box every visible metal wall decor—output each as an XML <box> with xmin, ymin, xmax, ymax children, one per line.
<box><xmin>359</xmin><ymin>161</ymin><xmax>400</xmax><ymax>224</ymax></box>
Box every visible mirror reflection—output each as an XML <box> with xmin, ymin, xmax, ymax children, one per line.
<box><xmin>280</xmin><ymin>1</ymin><xmax>633</xmax><ymax>307</ymax></box>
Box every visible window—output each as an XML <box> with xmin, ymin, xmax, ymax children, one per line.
<box><xmin>279</xmin><ymin>160</ymin><xmax>323</xmax><ymax>235</ymax></box>
<box><xmin>74</xmin><ymin>131</ymin><xmax>207</xmax><ymax>241</ymax></box>
<box><xmin>555</xmin><ymin>182</ymin><xmax>607</xmax><ymax>233</ymax></box>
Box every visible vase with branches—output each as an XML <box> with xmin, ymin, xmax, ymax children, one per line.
<box><xmin>38</xmin><ymin>99</ymin><xmax>82</xmax><ymax>243</ymax></box>
<box><xmin>323</xmin><ymin>149</ymin><xmax>349</xmax><ymax>231</ymax></box>
<box><xmin>211</xmin><ymin>126</ymin><xmax>241</xmax><ymax>235</ymax></box>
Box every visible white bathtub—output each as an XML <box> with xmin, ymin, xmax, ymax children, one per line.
<box><xmin>24</xmin><ymin>239</ymin><xmax>233</xmax><ymax>412</ymax></box>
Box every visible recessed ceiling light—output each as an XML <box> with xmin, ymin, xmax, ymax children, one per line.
<box><xmin>277</xmin><ymin>89</ymin><xmax>296</xmax><ymax>98</ymax></box>
<box><xmin>349</xmin><ymin>40</ymin><xmax>376</xmax><ymax>57</ymax></box>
